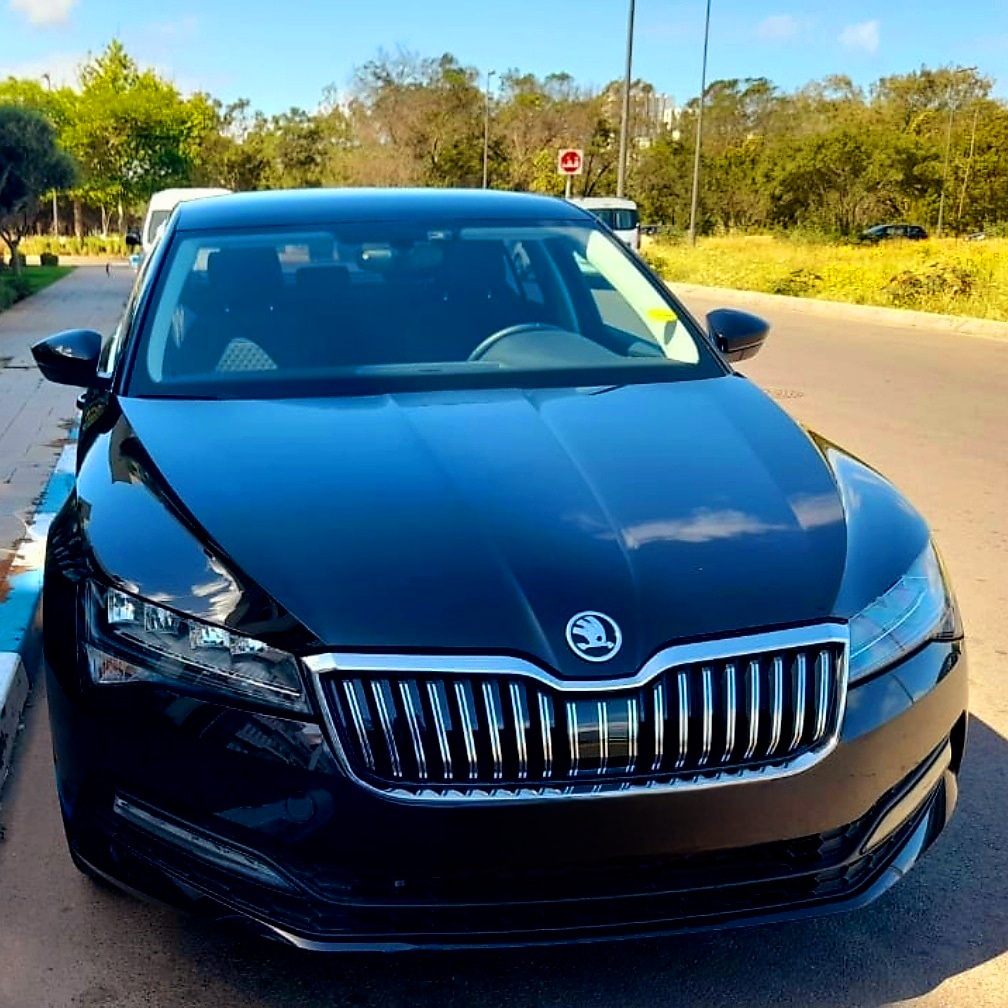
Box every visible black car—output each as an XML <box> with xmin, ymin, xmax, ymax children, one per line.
<box><xmin>860</xmin><ymin>223</ymin><xmax>929</xmax><ymax>243</ymax></box>
<box><xmin>32</xmin><ymin>189</ymin><xmax>966</xmax><ymax>950</ymax></box>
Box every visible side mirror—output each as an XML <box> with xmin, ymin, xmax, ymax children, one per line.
<box><xmin>31</xmin><ymin>329</ymin><xmax>105</xmax><ymax>388</ymax></box>
<box><xmin>706</xmin><ymin>308</ymin><xmax>770</xmax><ymax>363</ymax></box>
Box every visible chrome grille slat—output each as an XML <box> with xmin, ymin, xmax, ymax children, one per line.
<box><xmin>652</xmin><ymin>682</ymin><xmax>666</xmax><ymax>773</ymax></box>
<box><xmin>370</xmin><ymin>681</ymin><xmax>402</xmax><ymax>779</ymax></box>
<box><xmin>318</xmin><ymin>632</ymin><xmax>846</xmax><ymax>799</ymax></box>
<box><xmin>567</xmin><ymin>702</ymin><xmax>580</xmax><ymax>777</ymax></box>
<box><xmin>791</xmin><ymin>653</ymin><xmax>807</xmax><ymax>750</ymax></box>
<box><xmin>627</xmin><ymin>697</ymin><xmax>638</xmax><ymax>773</ymax></box>
<box><xmin>509</xmin><ymin>682</ymin><xmax>529</xmax><ymax>780</ymax></box>
<box><xmin>455</xmin><ymin>681</ymin><xmax>479</xmax><ymax>780</ymax></box>
<box><xmin>722</xmin><ymin>663</ymin><xmax>736</xmax><ymax>764</ymax></box>
<box><xmin>398</xmin><ymin>681</ymin><xmax>427</xmax><ymax>780</ymax></box>
<box><xmin>744</xmin><ymin>660</ymin><xmax>760</xmax><ymax>760</ymax></box>
<box><xmin>675</xmin><ymin>672</ymin><xmax>689</xmax><ymax>770</ymax></box>
<box><xmin>427</xmin><ymin>682</ymin><xmax>452</xmax><ymax>778</ymax></box>
<box><xmin>597</xmin><ymin>701</ymin><xmax>609</xmax><ymax>775</ymax></box>
<box><xmin>482</xmin><ymin>682</ymin><xmax>504</xmax><ymax>781</ymax></box>
<box><xmin>343</xmin><ymin>681</ymin><xmax>374</xmax><ymax>771</ymax></box>
<box><xmin>698</xmin><ymin>666</ymin><xmax>714</xmax><ymax>768</ymax></box>
<box><xmin>538</xmin><ymin>692</ymin><xmax>554</xmax><ymax>777</ymax></box>
<box><xmin>766</xmin><ymin>656</ymin><xmax>784</xmax><ymax>757</ymax></box>
<box><xmin>814</xmin><ymin>650</ymin><xmax>831</xmax><ymax>741</ymax></box>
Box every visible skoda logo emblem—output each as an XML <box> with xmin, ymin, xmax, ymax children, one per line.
<box><xmin>566</xmin><ymin>611</ymin><xmax>622</xmax><ymax>663</ymax></box>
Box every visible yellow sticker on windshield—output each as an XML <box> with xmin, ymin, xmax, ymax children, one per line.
<box><xmin>646</xmin><ymin>308</ymin><xmax>678</xmax><ymax>322</ymax></box>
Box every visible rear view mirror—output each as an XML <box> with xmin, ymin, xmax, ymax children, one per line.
<box><xmin>706</xmin><ymin>308</ymin><xmax>770</xmax><ymax>363</ymax></box>
<box><xmin>31</xmin><ymin>329</ymin><xmax>105</xmax><ymax>388</ymax></box>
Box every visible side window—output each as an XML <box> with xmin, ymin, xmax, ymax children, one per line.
<box><xmin>98</xmin><ymin>254</ymin><xmax>155</xmax><ymax>377</ymax></box>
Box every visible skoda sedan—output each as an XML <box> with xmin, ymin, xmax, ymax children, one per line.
<box><xmin>32</xmin><ymin>189</ymin><xmax>966</xmax><ymax>950</ymax></box>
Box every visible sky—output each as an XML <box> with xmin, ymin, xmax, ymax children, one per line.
<box><xmin>1</xmin><ymin>0</ymin><xmax>1006</xmax><ymax>112</ymax></box>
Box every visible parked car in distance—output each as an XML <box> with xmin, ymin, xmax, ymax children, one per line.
<box><xmin>568</xmin><ymin>196</ymin><xmax>641</xmax><ymax>250</ymax></box>
<box><xmin>140</xmin><ymin>187</ymin><xmax>231</xmax><ymax>258</ymax></box>
<box><xmin>859</xmin><ymin>223</ymin><xmax>928</xmax><ymax>243</ymax></box>
<box><xmin>32</xmin><ymin>188</ymin><xmax>966</xmax><ymax>951</ymax></box>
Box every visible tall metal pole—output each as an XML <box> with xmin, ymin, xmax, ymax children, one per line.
<box><xmin>616</xmin><ymin>0</ymin><xmax>636</xmax><ymax>198</ymax></box>
<box><xmin>937</xmin><ymin>87</ymin><xmax>955</xmax><ymax>238</ymax></box>
<box><xmin>957</xmin><ymin>106</ymin><xmax>979</xmax><ymax>225</ymax></box>
<box><xmin>482</xmin><ymin>70</ymin><xmax>496</xmax><ymax>189</ymax></box>
<box><xmin>42</xmin><ymin>73</ymin><xmax>58</xmax><ymax>237</ymax></box>
<box><xmin>688</xmin><ymin>0</ymin><xmax>712</xmax><ymax>246</ymax></box>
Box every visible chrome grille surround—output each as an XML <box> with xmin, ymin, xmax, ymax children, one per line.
<box><xmin>306</xmin><ymin>625</ymin><xmax>849</xmax><ymax>804</ymax></box>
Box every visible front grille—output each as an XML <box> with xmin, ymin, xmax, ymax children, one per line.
<box><xmin>312</xmin><ymin>627</ymin><xmax>847</xmax><ymax>799</ymax></box>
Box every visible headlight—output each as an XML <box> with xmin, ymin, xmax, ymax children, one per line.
<box><xmin>85</xmin><ymin>584</ymin><xmax>309</xmax><ymax>713</ymax></box>
<box><xmin>848</xmin><ymin>542</ymin><xmax>961</xmax><ymax>684</ymax></box>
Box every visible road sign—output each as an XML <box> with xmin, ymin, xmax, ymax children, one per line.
<box><xmin>557</xmin><ymin>149</ymin><xmax>584</xmax><ymax>176</ymax></box>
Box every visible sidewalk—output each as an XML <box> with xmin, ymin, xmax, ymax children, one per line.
<box><xmin>0</xmin><ymin>265</ymin><xmax>133</xmax><ymax>788</ymax></box>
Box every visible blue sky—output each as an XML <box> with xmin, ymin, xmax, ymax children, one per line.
<box><xmin>2</xmin><ymin>0</ymin><xmax>1006</xmax><ymax>111</ymax></box>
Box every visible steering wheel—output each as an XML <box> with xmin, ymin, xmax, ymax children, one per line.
<box><xmin>468</xmin><ymin>323</ymin><xmax>569</xmax><ymax>362</ymax></box>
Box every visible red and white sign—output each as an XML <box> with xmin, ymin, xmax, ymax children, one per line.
<box><xmin>557</xmin><ymin>148</ymin><xmax>584</xmax><ymax>176</ymax></box>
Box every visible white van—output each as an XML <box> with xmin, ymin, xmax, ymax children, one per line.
<box><xmin>141</xmin><ymin>187</ymin><xmax>231</xmax><ymax>256</ymax></box>
<box><xmin>568</xmin><ymin>197</ymin><xmax>640</xmax><ymax>250</ymax></box>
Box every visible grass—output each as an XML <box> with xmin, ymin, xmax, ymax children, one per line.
<box><xmin>642</xmin><ymin>235</ymin><xmax>1008</xmax><ymax>322</ymax></box>
<box><xmin>0</xmin><ymin>265</ymin><xmax>74</xmax><ymax>312</ymax></box>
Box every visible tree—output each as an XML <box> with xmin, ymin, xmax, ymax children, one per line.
<box><xmin>61</xmin><ymin>41</ymin><xmax>214</xmax><ymax>233</ymax></box>
<box><xmin>0</xmin><ymin>105</ymin><xmax>76</xmax><ymax>269</ymax></box>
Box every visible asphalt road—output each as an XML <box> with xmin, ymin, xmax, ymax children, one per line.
<box><xmin>1</xmin><ymin>276</ymin><xmax>1007</xmax><ymax>1007</ymax></box>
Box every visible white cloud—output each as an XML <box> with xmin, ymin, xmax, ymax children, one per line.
<box><xmin>757</xmin><ymin>14</ymin><xmax>801</xmax><ymax>41</ymax></box>
<box><xmin>840</xmin><ymin>20</ymin><xmax>880</xmax><ymax>54</ymax></box>
<box><xmin>8</xmin><ymin>0</ymin><xmax>78</xmax><ymax>26</ymax></box>
<box><xmin>145</xmin><ymin>15</ymin><xmax>199</xmax><ymax>43</ymax></box>
<box><xmin>0</xmin><ymin>51</ymin><xmax>83</xmax><ymax>86</ymax></box>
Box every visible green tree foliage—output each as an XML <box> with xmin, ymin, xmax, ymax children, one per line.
<box><xmin>0</xmin><ymin>105</ymin><xmax>76</xmax><ymax>269</ymax></box>
<box><xmin>1</xmin><ymin>42</ymin><xmax>1006</xmax><ymax>239</ymax></box>
<box><xmin>60</xmin><ymin>41</ymin><xmax>216</xmax><ymax>231</ymax></box>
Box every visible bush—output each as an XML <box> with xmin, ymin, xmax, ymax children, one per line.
<box><xmin>40</xmin><ymin>252</ymin><xmax>59</xmax><ymax>267</ymax></box>
<box><xmin>771</xmin><ymin>268</ymin><xmax>823</xmax><ymax>296</ymax></box>
<box><xmin>886</xmin><ymin>261</ymin><xmax>975</xmax><ymax>306</ymax></box>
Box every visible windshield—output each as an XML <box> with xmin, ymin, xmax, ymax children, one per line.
<box><xmin>590</xmin><ymin>208</ymin><xmax>639</xmax><ymax>232</ymax></box>
<box><xmin>126</xmin><ymin>219</ymin><xmax>718</xmax><ymax>399</ymax></box>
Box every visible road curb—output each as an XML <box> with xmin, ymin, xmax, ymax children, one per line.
<box><xmin>0</xmin><ymin>439</ymin><xmax>76</xmax><ymax>798</ymax></box>
<box><xmin>670</xmin><ymin>282</ymin><xmax>1008</xmax><ymax>341</ymax></box>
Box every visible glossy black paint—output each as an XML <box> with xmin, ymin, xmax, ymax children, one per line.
<box><xmin>73</xmin><ymin>377</ymin><xmax>934</xmax><ymax>680</ymax></box>
<box><xmin>31</xmin><ymin>328</ymin><xmax>104</xmax><ymax>388</ymax></box>
<box><xmin>37</xmin><ymin>188</ymin><xmax>966</xmax><ymax>948</ymax></box>
<box><xmin>707</xmin><ymin>308</ymin><xmax>770</xmax><ymax>363</ymax></box>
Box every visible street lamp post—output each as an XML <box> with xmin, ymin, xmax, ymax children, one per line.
<box><xmin>688</xmin><ymin>0</ymin><xmax>712</xmax><ymax>246</ymax></box>
<box><xmin>482</xmin><ymin>70</ymin><xmax>496</xmax><ymax>189</ymax></box>
<box><xmin>616</xmin><ymin>0</ymin><xmax>636</xmax><ymax>198</ymax></box>
<box><xmin>42</xmin><ymin>73</ymin><xmax>59</xmax><ymax>237</ymax></box>
<box><xmin>936</xmin><ymin>87</ymin><xmax>955</xmax><ymax>238</ymax></box>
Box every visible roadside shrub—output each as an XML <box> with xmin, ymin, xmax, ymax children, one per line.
<box><xmin>886</xmin><ymin>261</ymin><xmax>975</xmax><ymax>306</ymax></box>
<box><xmin>40</xmin><ymin>252</ymin><xmax>59</xmax><ymax>267</ymax></box>
<box><xmin>0</xmin><ymin>281</ymin><xmax>15</xmax><ymax>310</ymax></box>
<box><xmin>771</xmin><ymin>267</ymin><xmax>822</xmax><ymax>297</ymax></box>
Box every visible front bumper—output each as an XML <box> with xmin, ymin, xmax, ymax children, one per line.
<box><xmin>47</xmin><ymin>640</ymin><xmax>967</xmax><ymax>950</ymax></box>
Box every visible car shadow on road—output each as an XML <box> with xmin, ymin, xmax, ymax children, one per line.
<box><xmin>174</xmin><ymin>714</ymin><xmax>1007</xmax><ymax>1008</ymax></box>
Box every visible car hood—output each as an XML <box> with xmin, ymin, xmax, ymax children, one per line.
<box><xmin>80</xmin><ymin>375</ymin><xmax>864</xmax><ymax>679</ymax></box>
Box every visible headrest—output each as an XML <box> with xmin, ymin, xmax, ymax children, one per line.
<box><xmin>296</xmin><ymin>265</ymin><xmax>350</xmax><ymax>302</ymax></box>
<box><xmin>441</xmin><ymin>240</ymin><xmax>509</xmax><ymax>293</ymax></box>
<box><xmin>207</xmin><ymin>247</ymin><xmax>283</xmax><ymax>308</ymax></box>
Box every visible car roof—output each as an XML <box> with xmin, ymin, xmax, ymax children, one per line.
<box><xmin>174</xmin><ymin>188</ymin><xmax>589</xmax><ymax>232</ymax></box>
